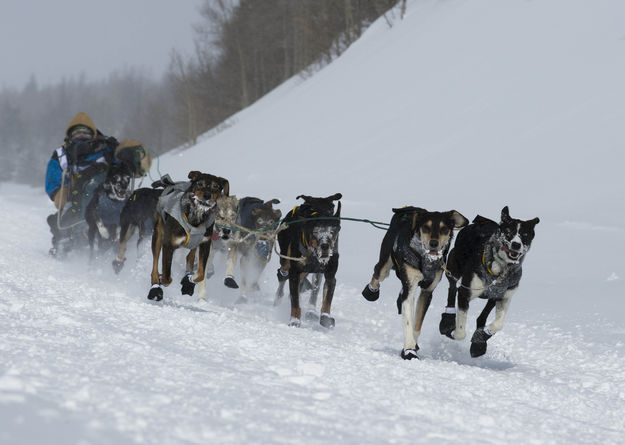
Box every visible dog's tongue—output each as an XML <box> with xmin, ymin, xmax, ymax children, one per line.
<box><xmin>212</xmin><ymin>232</ymin><xmax>219</xmax><ymax>241</ymax></box>
<box><xmin>429</xmin><ymin>250</ymin><xmax>438</xmax><ymax>255</ymax></box>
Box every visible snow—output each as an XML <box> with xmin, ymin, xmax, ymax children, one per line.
<box><xmin>2</xmin><ymin>0</ymin><xmax>625</xmax><ymax>443</ymax></box>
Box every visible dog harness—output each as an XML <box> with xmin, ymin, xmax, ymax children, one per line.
<box><xmin>477</xmin><ymin>245</ymin><xmax>523</xmax><ymax>300</ymax></box>
<box><xmin>156</xmin><ymin>182</ymin><xmax>215</xmax><ymax>250</ymax></box>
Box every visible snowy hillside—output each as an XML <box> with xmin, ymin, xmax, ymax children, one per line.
<box><xmin>2</xmin><ymin>0</ymin><xmax>625</xmax><ymax>444</ymax></box>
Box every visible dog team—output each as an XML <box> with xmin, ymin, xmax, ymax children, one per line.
<box><xmin>46</xmin><ymin>113</ymin><xmax>540</xmax><ymax>360</ymax></box>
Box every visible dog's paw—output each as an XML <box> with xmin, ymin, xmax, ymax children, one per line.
<box><xmin>277</xmin><ymin>268</ymin><xmax>289</xmax><ymax>282</ymax></box>
<box><xmin>180</xmin><ymin>274</ymin><xmax>196</xmax><ymax>296</ymax></box>
<box><xmin>400</xmin><ymin>348</ymin><xmax>420</xmax><ymax>360</ymax></box>
<box><xmin>288</xmin><ymin>317</ymin><xmax>301</xmax><ymax>327</ymax></box>
<box><xmin>439</xmin><ymin>312</ymin><xmax>456</xmax><ymax>339</ymax></box>
<box><xmin>470</xmin><ymin>328</ymin><xmax>492</xmax><ymax>358</ymax></box>
<box><xmin>147</xmin><ymin>285</ymin><xmax>163</xmax><ymax>301</ymax></box>
<box><xmin>362</xmin><ymin>284</ymin><xmax>380</xmax><ymax>302</ymax></box>
<box><xmin>224</xmin><ymin>276</ymin><xmax>239</xmax><ymax>289</ymax></box>
<box><xmin>112</xmin><ymin>258</ymin><xmax>125</xmax><ymax>274</ymax></box>
<box><xmin>470</xmin><ymin>341</ymin><xmax>489</xmax><ymax>358</ymax></box>
<box><xmin>319</xmin><ymin>313</ymin><xmax>335</xmax><ymax>329</ymax></box>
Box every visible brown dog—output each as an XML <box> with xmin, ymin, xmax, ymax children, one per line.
<box><xmin>147</xmin><ymin>171</ymin><xmax>229</xmax><ymax>301</ymax></box>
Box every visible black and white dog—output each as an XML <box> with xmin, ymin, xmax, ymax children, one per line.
<box><xmin>85</xmin><ymin>163</ymin><xmax>133</xmax><ymax>258</ymax></box>
<box><xmin>439</xmin><ymin>206</ymin><xmax>539</xmax><ymax>357</ymax></box>
<box><xmin>275</xmin><ymin>194</ymin><xmax>342</xmax><ymax>328</ymax></box>
<box><xmin>362</xmin><ymin>207</ymin><xmax>469</xmax><ymax>360</ymax></box>
<box><xmin>112</xmin><ymin>186</ymin><xmax>163</xmax><ymax>274</ymax></box>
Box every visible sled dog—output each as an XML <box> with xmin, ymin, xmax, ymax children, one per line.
<box><xmin>362</xmin><ymin>206</ymin><xmax>468</xmax><ymax>360</ymax></box>
<box><xmin>275</xmin><ymin>194</ymin><xmax>342</xmax><ymax>328</ymax></box>
<box><xmin>85</xmin><ymin>163</ymin><xmax>133</xmax><ymax>258</ymax></box>
<box><xmin>439</xmin><ymin>206</ymin><xmax>539</xmax><ymax>357</ymax></box>
<box><xmin>147</xmin><ymin>171</ymin><xmax>229</xmax><ymax>301</ymax></box>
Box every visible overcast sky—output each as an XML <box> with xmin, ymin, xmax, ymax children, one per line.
<box><xmin>0</xmin><ymin>0</ymin><xmax>202</xmax><ymax>90</ymax></box>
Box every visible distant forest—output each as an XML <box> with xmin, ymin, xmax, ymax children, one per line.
<box><xmin>0</xmin><ymin>0</ymin><xmax>403</xmax><ymax>186</ymax></box>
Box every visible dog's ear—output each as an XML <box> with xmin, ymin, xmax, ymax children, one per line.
<box><xmin>334</xmin><ymin>201</ymin><xmax>341</xmax><ymax>218</ymax></box>
<box><xmin>501</xmin><ymin>206</ymin><xmax>511</xmax><ymax>223</ymax></box>
<box><xmin>296</xmin><ymin>195</ymin><xmax>313</xmax><ymax>202</ymax></box>
<box><xmin>527</xmin><ymin>217</ymin><xmax>540</xmax><ymax>227</ymax></box>
<box><xmin>264</xmin><ymin>198</ymin><xmax>280</xmax><ymax>207</ymax></box>
<box><xmin>219</xmin><ymin>178</ymin><xmax>230</xmax><ymax>196</ymax></box>
<box><xmin>273</xmin><ymin>209</ymin><xmax>282</xmax><ymax>219</ymax></box>
<box><xmin>326</xmin><ymin>193</ymin><xmax>342</xmax><ymax>202</ymax></box>
<box><xmin>447</xmin><ymin>210</ymin><xmax>469</xmax><ymax>229</ymax></box>
<box><xmin>188</xmin><ymin>171</ymin><xmax>202</xmax><ymax>181</ymax></box>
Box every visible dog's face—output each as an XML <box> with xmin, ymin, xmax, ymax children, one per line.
<box><xmin>182</xmin><ymin>171</ymin><xmax>228</xmax><ymax>225</ymax></box>
<box><xmin>250</xmin><ymin>205</ymin><xmax>282</xmax><ymax>231</ymax></box>
<box><xmin>413</xmin><ymin>210</ymin><xmax>469</xmax><ymax>259</ymax></box>
<box><xmin>308</xmin><ymin>222</ymin><xmax>340</xmax><ymax>264</ymax></box>
<box><xmin>495</xmin><ymin>206</ymin><xmax>540</xmax><ymax>264</ymax></box>
<box><xmin>103</xmin><ymin>166</ymin><xmax>132</xmax><ymax>201</ymax></box>
<box><xmin>215</xmin><ymin>195</ymin><xmax>239</xmax><ymax>240</ymax></box>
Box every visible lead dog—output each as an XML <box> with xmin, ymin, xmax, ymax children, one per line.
<box><xmin>362</xmin><ymin>207</ymin><xmax>468</xmax><ymax>360</ymax></box>
<box><xmin>147</xmin><ymin>171</ymin><xmax>229</xmax><ymax>301</ymax></box>
<box><xmin>275</xmin><ymin>193</ymin><xmax>342</xmax><ymax>328</ymax></box>
<box><xmin>439</xmin><ymin>206</ymin><xmax>539</xmax><ymax>357</ymax></box>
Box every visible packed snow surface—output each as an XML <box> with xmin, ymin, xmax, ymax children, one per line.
<box><xmin>2</xmin><ymin>0</ymin><xmax>625</xmax><ymax>443</ymax></box>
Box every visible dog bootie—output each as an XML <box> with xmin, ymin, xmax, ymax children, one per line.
<box><xmin>180</xmin><ymin>274</ymin><xmax>195</xmax><ymax>296</ymax></box>
<box><xmin>400</xmin><ymin>347</ymin><xmax>420</xmax><ymax>360</ymax></box>
<box><xmin>277</xmin><ymin>268</ymin><xmax>289</xmax><ymax>282</ymax></box>
<box><xmin>439</xmin><ymin>309</ymin><xmax>456</xmax><ymax>339</ymax></box>
<box><xmin>470</xmin><ymin>328</ymin><xmax>493</xmax><ymax>357</ymax></box>
<box><xmin>320</xmin><ymin>313</ymin><xmax>335</xmax><ymax>329</ymax></box>
<box><xmin>148</xmin><ymin>285</ymin><xmax>163</xmax><ymax>301</ymax></box>
<box><xmin>362</xmin><ymin>284</ymin><xmax>380</xmax><ymax>302</ymax></box>
<box><xmin>224</xmin><ymin>276</ymin><xmax>239</xmax><ymax>289</ymax></box>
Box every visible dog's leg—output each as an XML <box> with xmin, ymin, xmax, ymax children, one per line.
<box><xmin>454</xmin><ymin>274</ymin><xmax>482</xmax><ymax>340</ymax></box>
<box><xmin>287</xmin><ymin>269</ymin><xmax>302</xmax><ymax>327</ymax></box>
<box><xmin>440</xmin><ymin>275</ymin><xmax>459</xmax><ymax>338</ymax></box>
<box><xmin>363</xmin><ymin>256</ymin><xmax>392</xmax><ymax>302</ymax></box>
<box><xmin>180</xmin><ymin>249</ymin><xmax>197</xmax><ymax>296</ymax></box>
<box><xmin>276</xmin><ymin>231</ymin><xmax>291</xmax><ymax>281</ymax></box>
<box><xmin>319</xmin><ymin>275</ymin><xmax>337</xmax><ymax>329</ymax></box>
<box><xmin>476</xmin><ymin>299</ymin><xmax>496</xmax><ymax>329</ymax></box>
<box><xmin>192</xmin><ymin>241</ymin><xmax>212</xmax><ymax>300</ymax></box>
<box><xmin>440</xmin><ymin>249</ymin><xmax>459</xmax><ymax>337</ymax></box>
<box><xmin>308</xmin><ymin>273</ymin><xmax>321</xmax><ymax>308</ymax></box>
<box><xmin>274</xmin><ymin>243</ymin><xmax>292</xmax><ymax>304</ymax></box>
<box><xmin>399</xmin><ymin>283</ymin><xmax>419</xmax><ymax>360</ymax></box>
<box><xmin>471</xmin><ymin>288</ymin><xmax>516</xmax><ymax>357</ymax></box>
<box><xmin>113</xmin><ymin>223</ymin><xmax>135</xmax><ymax>274</ymax></box>
<box><xmin>204</xmin><ymin>242</ymin><xmax>217</xmax><ymax>280</ymax></box>
<box><xmin>160</xmin><ymin>243</ymin><xmax>174</xmax><ymax>287</ymax></box>
<box><xmin>224</xmin><ymin>244</ymin><xmax>239</xmax><ymax>289</ymax></box>
<box><xmin>148</xmin><ymin>217</ymin><xmax>164</xmax><ymax>301</ymax></box>
<box><xmin>397</xmin><ymin>266</ymin><xmax>423</xmax><ymax>359</ymax></box>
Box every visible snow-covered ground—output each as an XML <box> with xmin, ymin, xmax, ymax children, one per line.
<box><xmin>2</xmin><ymin>0</ymin><xmax>625</xmax><ymax>443</ymax></box>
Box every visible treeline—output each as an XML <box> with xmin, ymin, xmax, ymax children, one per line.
<box><xmin>0</xmin><ymin>0</ymin><xmax>402</xmax><ymax>186</ymax></box>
